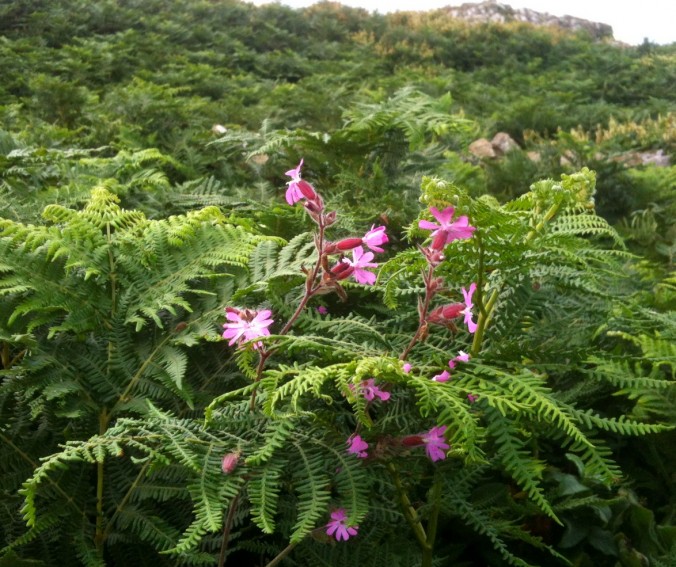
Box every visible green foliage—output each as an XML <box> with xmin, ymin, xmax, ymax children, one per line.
<box><xmin>1</xmin><ymin>1</ymin><xmax>674</xmax><ymax>566</ymax></box>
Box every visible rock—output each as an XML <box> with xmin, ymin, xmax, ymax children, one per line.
<box><xmin>445</xmin><ymin>1</ymin><xmax>614</xmax><ymax>41</ymax></box>
<box><xmin>612</xmin><ymin>149</ymin><xmax>670</xmax><ymax>167</ymax></box>
<box><xmin>469</xmin><ymin>138</ymin><xmax>496</xmax><ymax>159</ymax></box>
<box><xmin>526</xmin><ymin>151</ymin><xmax>541</xmax><ymax>162</ymax></box>
<box><xmin>491</xmin><ymin>132</ymin><xmax>520</xmax><ymax>155</ymax></box>
<box><xmin>639</xmin><ymin>149</ymin><xmax>670</xmax><ymax>167</ymax></box>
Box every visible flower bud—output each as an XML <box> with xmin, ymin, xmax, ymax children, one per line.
<box><xmin>428</xmin><ymin>303</ymin><xmax>464</xmax><ymax>325</ymax></box>
<box><xmin>323</xmin><ymin>242</ymin><xmax>338</xmax><ymax>255</ymax></box>
<box><xmin>324</xmin><ymin>211</ymin><xmax>337</xmax><ymax>226</ymax></box>
<box><xmin>401</xmin><ymin>435</ymin><xmax>424</xmax><ymax>447</ymax></box>
<box><xmin>330</xmin><ymin>261</ymin><xmax>355</xmax><ymax>281</ymax></box>
<box><xmin>335</xmin><ymin>238</ymin><xmax>363</xmax><ymax>251</ymax></box>
<box><xmin>221</xmin><ymin>452</ymin><xmax>240</xmax><ymax>474</ymax></box>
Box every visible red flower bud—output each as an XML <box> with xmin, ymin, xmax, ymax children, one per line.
<box><xmin>401</xmin><ymin>435</ymin><xmax>424</xmax><ymax>447</ymax></box>
<box><xmin>428</xmin><ymin>303</ymin><xmax>465</xmax><ymax>325</ymax></box>
<box><xmin>336</xmin><ymin>238</ymin><xmax>363</xmax><ymax>251</ymax></box>
<box><xmin>330</xmin><ymin>261</ymin><xmax>355</xmax><ymax>280</ymax></box>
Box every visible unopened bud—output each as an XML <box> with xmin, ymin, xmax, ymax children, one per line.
<box><xmin>428</xmin><ymin>303</ymin><xmax>464</xmax><ymax>325</ymax></box>
<box><xmin>221</xmin><ymin>452</ymin><xmax>240</xmax><ymax>474</ymax></box>
<box><xmin>324</xmin><ymin>211</ymin><xmax>337</xmax><ymax>226</ymax></box>
<box><xmin>401</xmin><ymin>435</ymin><xmax>424</xmax><ymax>447</ymax></box>
<box><xmin>428</xmin><ymin>277</ymin><xmax>445</xmax><ymax>293</ymax></box>
<box><xmin>330</xmin><ymin>261</ymin><xmax>355</xmax><ymax>280</ymax></box>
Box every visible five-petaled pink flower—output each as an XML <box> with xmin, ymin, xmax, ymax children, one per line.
<box><xmin>342</xmin><ymin>246</ymin><xmax>378</xmax><ymax>285</ymax></box>
<box><xmin>419</xmin><ymin>206</ymin><xmax>475</xmax><ymax>249</ymax></box>
<box><xmin>460</xmin><ymin>283</ymin><xmax>478</xmax><ymax>333</ymax></box>
<box><xmin>423</xmin><ymin>425</ymin><xmax>450</xmax><ymax>462</ymax></box>
<box><xmin>347</xmin><ymin>435</ymin><xmax>369</xmax><ymax>458</ymax></box>
<box><xmin>362</xmin><ymin>225</ymin><xmax>389</xmax><ymax>253</ymax></box>
<box><xmin>285</xmin><ymin>159</ymin><xmax>317</xmax><ymax>205</ymax></box>
<box><xmin>432</xmin><ymin>370</ymin><xmax>451</xmax><ymax>383</ymax></box>
<box><xmin>360</xmin><ymin>379</ymin><xmax>390</xmax><ymax>402</ymax></box>
<box><xmin>326</xmin><ymin>508</ymin><xmax>358</xmax><ymax>541</ymax></box>
<box><xmin>222</xmin><ymin>308</ymin><xmax>274</xmax><ymax>349</ymax></box>
<box><xmin>402</xmin><ymin>363</ymin><xmax>412</xmax><ymax>374</ymax></box>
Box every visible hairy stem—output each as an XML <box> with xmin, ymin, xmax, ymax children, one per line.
<box><xmin>387</xmin><ymin>463</ymin><xmax>429</xmax><ymax>551</ymax></box>
<box><xmin>249</xmin><ymin>220</ymin><xmax>327</xmax><ymax>411</ymax></box>
<box><xmin>422</xmin><ymin>474</ymin><xmax>443</xmax><ymax>567</ymax></box>
<box><xmin>264</xmin><ymin>541</ymin><xmax>299</xmax><ymax>567</ymax></box>
<box><xmin>218</xmin><ymin>492</ymin><xmax>240</xmax><ymax>567</ymax></box>
<box><xmin>401</xmin><ymin>264</ymin><xmax>436</xmax><ymax>360</ymax></box>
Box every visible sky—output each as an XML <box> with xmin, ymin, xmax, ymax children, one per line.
<box><xmin>248</xmin><ymin>0</ymin><xmax>675</xmax><ymax>45</ymax></box>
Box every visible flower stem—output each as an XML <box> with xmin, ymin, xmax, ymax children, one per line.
<box><xmin>401</xmin><ymin>265</ymin><xmax>436</xmax><ymax>360</ymax></box>
<box><xmin>264</xmin><ymin>540</ymin><xmax>299</xmax><ymax>567</ymax></box>
<box><xmin>218</xmin><ymin>491</ymin><xmax>240</xmax><ymax>567</ymax></box>
<box><xmin>387</xmin><ymin>462</ymin><xmax>430</xmax><ymax>552</ymax></box>
<box><xmin>422</xmin><ymin>474</ymin><xmax>442</xmax><ymax>567</ymax></box>
<box><xmin>248</xmin><ymin>219</ymin><xmax>326</xmax><ymax>411</ymax></box>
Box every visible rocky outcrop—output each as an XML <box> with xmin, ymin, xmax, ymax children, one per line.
<box><xmin>469</xmin><ymin>132</ymin><xmax>520</xmax><ymax>159</ymax></box>
<box><xmin>445</xmin><ymin>1</ymin><xmax>614</xmax><ymax>41</ymax></box>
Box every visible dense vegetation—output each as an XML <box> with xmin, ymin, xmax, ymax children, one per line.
<box><xmin>1</xmin><ymin>1</ymin><xmax>674</xmax><ymax>566</ymax></box>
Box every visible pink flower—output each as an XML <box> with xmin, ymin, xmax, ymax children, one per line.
<box><xmin>222</xmin><ymin>307</ymin><xmax>274</xmax><ymax>349</ymax></box>
<box><xmin>362</xmin><ymin>225</ymin><xmax>388</xmax><ymax>253</ymax></box>
<box><xmin>360</xmin><ymin>379</ymin><xmax>390</xmax><ymax>402</ymax></box>
<box><xmin>342</xmin><ymin>246</ymin><xmax>378</xmax><ymax>285</ymax></box>
<box><xmin>460</xmin><ymin>283</ymin><xmax>478</xmax><ymax>333</ymax></box>
<box><xmin>347</xmin><ymin>435</ymin><xmax>369</xmax><ymax>458</ymax></box>
<box><xmin>326</xmin><ymin>508</ymin><xmax>358</xmax><ymax>541</ymax></box>
<box><xmin>419</xmin><ymin>206</ymin><xmax>475</xmax><ymax>249</ymax></box>
<box><xmin>402</xmin><ymin>363</ymin><xmax>412</xmax><ymax>374</ymax></box>
<box><xmin>317</xmin><ymin>306</ymin><xmax>328</xmax><ymax>315</ymax></box>
<box><xmin>467</xmin><ymin>393</ymin><xmax>478</xmax><ymax>404</ymax></box>
<box><xmin>432</xmin><ymin>370</ymin><xmax>451</xmax><ymax>383</ymax></box>
<box><xmin>285</xmin><ymin>159</ymin><xmax>317</xmax><ymax>205</ymax></box>
<box><xmin>423</xmin><ymin>426</ymin><xmax>449</xmax><ymax>462</ymax></box>
<box><xmin>455</xmin><ymin>350</ymin><xmax>470</xmax><ymax>363</ymax></box>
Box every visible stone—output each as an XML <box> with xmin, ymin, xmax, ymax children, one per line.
<box><xmin>445</xmin><ymin>1</ymin><xmax>614</xmax><ymax>41</ymax></box>
<box><xmin>469</xmin><ymin>138</ymin><xmax>497</xmax><ymax>159</ymax></box>
<box><xmin>491</xmin><ymin>132</ymin><xmax>520</xmax><ymax>155</ymax></box>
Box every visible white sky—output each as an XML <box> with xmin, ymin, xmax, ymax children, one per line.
<box><xmin>249</xmin><ymin>0</ymin><xmax>675</xmax><ymax>45</ymax></box>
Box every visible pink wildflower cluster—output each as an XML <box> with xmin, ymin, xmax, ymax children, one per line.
<box><xmin>325</xmin><ymin>508</ymin><xmax>358</xmax><ymax>541</ymax></box>
<box><xmin>284</xmin><ymin>160</ymin><xmax>388</xmax><ymax>288</ymax></box>
<box><xmin>415</xmin><ymin>205</ymin><xmax>478</xmax><ymax>335</ymax></box>
<box><xmin>222</xmin><ymin>307</ymin><xmax>273</xmax><ymax>349</ymax></box>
